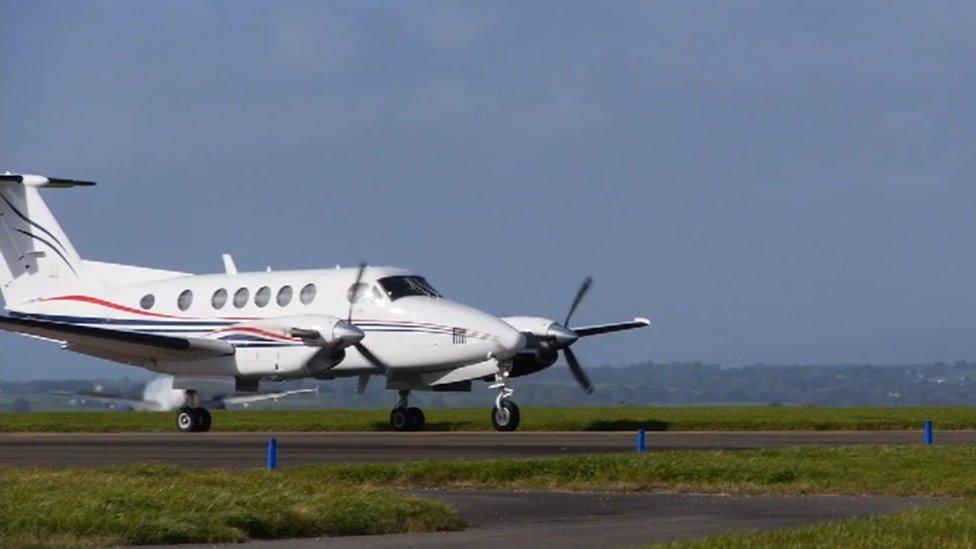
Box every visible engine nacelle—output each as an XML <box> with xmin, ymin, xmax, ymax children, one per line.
<box><xmin>213</xmin><ymin>315</ymin><xmax>363</xmax><ymax>377</ymax></box>
<box><xmin>501</xmin><ymin>316</ymin><xmax>557</xmax><ymax>336</ymax></box>
<box><xmin>501</xmin><ymin>316</ymin><xmax>561</xmax><ymax>377</ymax></box>
<box><xmin>216</xmin><ymin>314</ymin><xmax>362</xmax><ymax>349</ymax></box>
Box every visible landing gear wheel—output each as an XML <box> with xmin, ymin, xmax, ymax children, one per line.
<box><xmin>195</xmin><ymin>407</ymin><xmax>212</xmax><ymax>432</ymax></box>
<box><xmin>407</xmin><ymin>407</ymin><xmax>425</xmax><ymax>430</ymax></box>
<box><xmin>491</xmin><ymin>400</ymin><xmax>521</xmax><ymax>432</ymax></box>
<box><xmin>391</xmin><ymin>407</ymin><xmax>411</xmax><ymax>431</ymax></box>
<box><xmin>176</xmin><ymin>408</ymin><xmax>197</xmax><ymax>433</ymax></box>
<box><xmin>176</xmin><ymin>407</ymin><xmax>211</xmax><ymax>432</ymax></box>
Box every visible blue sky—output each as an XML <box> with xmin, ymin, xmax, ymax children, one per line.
<box><xmin>2</xmin><ymin>1</ymin><xmax>976</xmax><ymax>380</ymax></box>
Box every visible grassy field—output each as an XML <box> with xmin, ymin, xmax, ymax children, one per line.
<box><xmin>0</xmin><ymin>466</ymin><xmax>462</xmax><ymax>548</ymax></box>
<box><xmin>655</xmin><ymin>502</ymin><xmax>976</xmax><ymax>548</ymax></box>
<box><xmin>304</xmin><ymin>445</ymin><xmax>976</xmax><ymax>496</ymax></box>
<box><xmin>7</xmin><ymin>446</ymin><xmax>976</xmax><ymax>547</ymax></box>
<box><xmin>3</xmin><ymin>405</ymin><xmax>976</xmax><ymax>432</ymax></box>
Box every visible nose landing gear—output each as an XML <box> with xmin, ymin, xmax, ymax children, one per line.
<box><xmin>390</xmin><ymin>390</ymin><xmax>425</xmax><ymax>431</ymax></box>
<box><xmin>490</xmin><ymin>366</ymin><xmax>521</xmax><ymax>431</ymax></box>
<box><xmin>175</xmin><ymin>390</ymin><xmax>212</xmax><ymax>433</ymax></box>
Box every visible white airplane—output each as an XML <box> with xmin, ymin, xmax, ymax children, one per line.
<box><xmin>55</xmin><ymin>374</ymin><xmax>317</xmax><ymax>412</ymax></box>
<box><xmin>0</xmin><ymin>173</ymin><xmax>649</xmax><ymax>432</ymax></box>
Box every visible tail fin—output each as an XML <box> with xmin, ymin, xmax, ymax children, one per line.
<box><xmin>0</xmin><ymin>173</ymin><xmax>102</xmax><ymax>305</ymax></box>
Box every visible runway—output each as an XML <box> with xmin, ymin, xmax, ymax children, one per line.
<box><xmin>151</xmin><ymin>490</ymin><xmax>948</xmax><ymax>548</ymax></box>
<box><xmin>3</xmin><ymin>430</ymin><xmax>976</xmax><ymax>468</ymax></box>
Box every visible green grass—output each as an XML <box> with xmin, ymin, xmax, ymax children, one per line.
<box><xmin>655</xmin><ymin>502</ymin><xmax>976</xmax><ymax>548</ymax></box>
<box><xmin>0</xmin><ymin>465</ymin><xmax>463</xmax><ymax>548</ymax></box>
<box><xmin>4</xmin><ymin>405</ymin><xmax>976</xmax><ymax>432</ymax></box>
<box><xmin>302</xmin><ymin>445</ymin><xmax>976</xmax><ymax>497</ymax></box>
<box><xmin>8</xmin><ymin>446</ymin><xmax>976</xmax><ymax>547</ymax></box>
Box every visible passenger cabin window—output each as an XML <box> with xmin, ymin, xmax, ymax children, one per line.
<box><xmin>233</xmin><ymin>287</ymin><xmax>249</xmax><ymax>309</ymax></box>
<box><xmin>177</xmin><ymin>290</ymin><xmax>193</xmax><ymax>311</ymax></box>
<box><xmin>277</xmin><ymin>285</ymin><xmax>293</xmax><ymax>306</ymax></box>
<box><xmin>377</xmin><ymin>276</ymin><xmax>441</xmax><ymax>301</ymax></box>
<box><xmin>255</xmin><ymin>286</ymin><xmax>271</xmax><ymax>307</ymax></box>
<box><xmin>212</xmin><ymin>288</ymin><xmax>228</xmax><ymax>309</ymax></box>
<box><xmin>140</xmin><ymin>294</ymin><xmax>155</xmax><ymax>310</ymax></box>
<box><xmin>300</xmin><ymin>283</ymin><xmax>317</xmax><ymax>305</ymax></box>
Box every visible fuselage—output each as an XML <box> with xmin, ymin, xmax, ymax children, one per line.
<box><xmin>9</xmin><ymin>266</ymin><xmax>525</xmax><ymax>379</ymax></box>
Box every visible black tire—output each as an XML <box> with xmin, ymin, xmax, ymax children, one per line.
<box><xmin>176</xmin><ymin>408</ymin><xmax>197</xmax><ymax>433</ymax></box>
<box><xmin>407</xmin><ymin>407</ymin><xmax>425</xmax><ymax>431</ymax></box>
<box><xmin>195</xmin><ymin>408</ymin><xmax>212</xmax><ymax>432</ymax></box>
<box><xmin>390</xmin><ymin>407</ymin><xmax>410</xmax><ymax>431</ymax></box>
<box><xmin>491</xmin><ymin>401</ymin><xmax>521</xmax><ymax>432</ymax></box>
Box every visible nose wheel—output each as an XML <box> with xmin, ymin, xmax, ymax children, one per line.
<box><xmin>175</xmin><ymin>390</ymin><xmax>212</xmax><ymax>432</ymax></box>
<box><xmin>390</xmin><ymin>390</ymin><xmax>425</xmax><ymax>431</ymax></box>
<box><xmin>491</xmin><ymin>400</ymin><xmax>520</xmax><ymax>431</ymax></box>
<box><xmin>490</xmin><ymin>366</ymin><xmax>521</xmax><ymax>431</ymax></box>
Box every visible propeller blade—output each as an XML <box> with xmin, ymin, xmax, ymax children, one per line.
<box><xmin>347</xmin><ymin>262</ymin><xmax>368</xmax><ymax>322</ymax></box>
<box><xmin>355</xmin><ymin>342</ymin><xmax>388</xmax><ymax>373</ymax></box>
<box><xmin>563</xmin><ymin>346</ymin><xmax>593</xmax><ymax>394</ymax></box>
<box><xmin>564</xmin><ymin>276</ymin><xmax>593</xmax><ymax>326</ymax></box>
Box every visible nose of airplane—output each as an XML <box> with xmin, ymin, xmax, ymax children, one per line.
<box><xmin>399</xmin><ymin>298</ymin><xmax>526</xmax><ymax>360</ymax></box>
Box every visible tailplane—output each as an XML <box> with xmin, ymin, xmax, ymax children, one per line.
<box><xmin>0</xmin><ymin>173</ymin><xmax>102</xmax><ymax>305</ymax></box>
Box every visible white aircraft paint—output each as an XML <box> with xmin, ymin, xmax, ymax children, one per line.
<box><xmin>0</xmin><ymin>173</ymin><xmax>649</xmax><ymax>431</ymax></box>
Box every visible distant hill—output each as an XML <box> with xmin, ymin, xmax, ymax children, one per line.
<box><xmin>4</xmin><ymin>361</ymin><xmax>976</xmax><ymax>411</ymax></box>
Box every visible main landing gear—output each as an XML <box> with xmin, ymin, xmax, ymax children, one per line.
<box><xmin>390</xmin><ymin>390</ymin><xmax>426</xmax><ymax>431</ymax></box>
<box><xmin>490</xmin><ymin>368</ymin><xmax>521</xmax><ymax>432</ymax></box>
<box><xmin>176</xmin><ymin>390</ymin><xmax>212</xmax><ymax>433</ymax></box>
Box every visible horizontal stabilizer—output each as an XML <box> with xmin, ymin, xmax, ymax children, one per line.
<box><xmin>0</xmin><ymin>174</ymin><xmax>96</xmax><ymax>187</ymax></box>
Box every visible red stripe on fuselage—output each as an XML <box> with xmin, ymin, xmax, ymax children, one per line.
<box><xmin>42</xmin><ymin>295</ymin><xmax>183</xmax><ymax>318</ymax></box>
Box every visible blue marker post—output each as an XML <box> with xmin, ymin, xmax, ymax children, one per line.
<box><xmin>636</xmin><ymin>429</ymin><xmax>646</xmax><ymax>453</ymax></box>
<box><xmin>924</xmin><ymin>421</ymin><xmax>933</xmax><ymax>446</ymax></box>
<box><xmin>267</xmin><ymin>437</ymin><xmax>278</xmax><ymax>470</ymax></box>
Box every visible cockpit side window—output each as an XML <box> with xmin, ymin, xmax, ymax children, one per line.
<box><xmin>377</xmin><ymin>276</ymin><xmax>442</xmax><ymax>300</ymax></box>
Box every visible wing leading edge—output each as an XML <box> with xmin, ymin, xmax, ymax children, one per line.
<box><xmin>572</xmin><ymin>317</ymin><xmax>651</xmax><ymax>337</ymax></box>
<box><xmin>0</xmin><ymin>315</ymin><xmax>235</xmax><ymax>364</ymax></box>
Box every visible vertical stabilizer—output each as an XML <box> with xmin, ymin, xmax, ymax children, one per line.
<box><xmin>0</xmin><ymin>174</ymin><xmax>101</xmax><ymax>305</ymax></box>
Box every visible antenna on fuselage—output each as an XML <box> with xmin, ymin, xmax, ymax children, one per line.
<box><xmin>221</xmin><ymin>253</ymin><xmax>238</xmax><ymax>275</ymax></box>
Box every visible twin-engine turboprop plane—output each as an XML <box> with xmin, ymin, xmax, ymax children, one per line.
<box><xmin>0</xmin><ymin>173</ymin><xmax>649</xmax><ymax>432</ymax></box>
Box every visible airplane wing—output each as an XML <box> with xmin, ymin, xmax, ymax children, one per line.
<box><xmin>0</xmin><ymin>315</ymin><xmax>235</xmax><ymax>364</ymax></box>
<box><xmin>51</xmin><ymin>391</ymin><xmax>159</xmax><ymax>411</ymax></box>
<box><xmin>572</xmin><ymin>317</ymin><xmax>651</xmax><ymax>337</ymax></box>
<box><xmin>221</xmin><ymin>387</ymin><xmax>318</xmax><ymax>406</ymax></box>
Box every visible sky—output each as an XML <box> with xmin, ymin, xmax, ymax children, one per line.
<box><xmin>2</xmin><ymin>1</ymin><xmax>976</xmax><ymax>380</ymax></box>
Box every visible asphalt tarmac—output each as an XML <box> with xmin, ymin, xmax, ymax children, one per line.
<box><xmin>3</xmin><ymin>430</ymin><xmax>975</xmax><ymax>468</ymax></box>
<box><xmin>149</xmin><ymin>490</ymin><xmax>948</xmax><ymax>548</ymax></box>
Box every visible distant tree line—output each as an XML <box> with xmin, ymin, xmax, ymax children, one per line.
<box><xmin>5</xmin><ymin>360</ymin><xmax>976</xmax><ymax>411</ymax></box>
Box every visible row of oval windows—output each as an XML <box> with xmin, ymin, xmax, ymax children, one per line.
<box><xmin>139</xmin><ymin>284</ymin><xmax>317</xmax><ymax>311</ymax></box>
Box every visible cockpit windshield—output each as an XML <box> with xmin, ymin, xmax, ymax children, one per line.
<box><xmin>378</xmin><ymin>276</ymin><xmax>442</xmax><ymax>300</ymax></box>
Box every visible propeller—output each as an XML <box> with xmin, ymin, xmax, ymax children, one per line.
<box><xmin>551</xmin><ymin>277</ymin><xmax>594</xmax><ymax>394</ymax></box>
<box><xmin>563</xmin><ymin>346</ymin><xmax>592</xmax><ymax>394</ymax></box>
<box><xmin>564</xmin><ymin>276</ymin><xmax>593</xmax><ymax>326</ymax></box>
<box><xmin>346</xmin><ymin>262</ymin><xmax>388</xmax><ymax>373</ymax></box>
<box><xmin>347</xmin><ymin>262</ymin><xmax>367</xmax><ymax>323</ymax></box>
